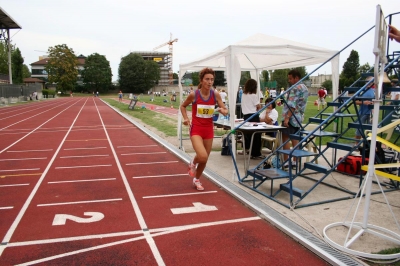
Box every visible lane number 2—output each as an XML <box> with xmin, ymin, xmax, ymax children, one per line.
<box><xmin>52</xmin><ymin>212</ymin><xmax>104</xmax><ymax>226</ymax></box>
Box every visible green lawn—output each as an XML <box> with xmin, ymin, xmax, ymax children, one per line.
<box><xmin>103</xmin><ymin>93</ymin><xmax>399</xmax><ymax>145</ymax></box>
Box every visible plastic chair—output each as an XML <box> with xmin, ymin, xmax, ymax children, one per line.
<box><xmin>261</xmin><ymin>121</ymin><xmax>280</xmax><ymax>153</ymax></box>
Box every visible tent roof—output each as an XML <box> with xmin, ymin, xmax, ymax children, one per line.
<box><xmin>0</xmin><ymin>7</ymin><xmax>21</xmax><ymax>29</ymax></box>
<box><xmin>179</xmin><ymin>33</ymin><xmax>338</xmax><ymax>72</ymax></box>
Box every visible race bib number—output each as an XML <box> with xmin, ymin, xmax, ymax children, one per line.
<box><xmin>196</xmin><ymin>104</ymin><xmax>215</xmax><ymax>118</ymax></box>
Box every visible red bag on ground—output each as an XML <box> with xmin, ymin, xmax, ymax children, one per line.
<box><xmin>337</xmin><ymin>156</ymin><xmax>369</xmax><ymax>175</ymax></box>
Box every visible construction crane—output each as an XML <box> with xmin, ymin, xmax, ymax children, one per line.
<box><xmin>153</xmin><ymin>33</ymin><xmax>178</xmax><ymax>85</ymax></box>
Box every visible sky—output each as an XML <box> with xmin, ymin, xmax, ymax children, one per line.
<box><xmin>1</xmin><ymin>1</ymin><xmax>400</xmax><ymax>82</ymax></box>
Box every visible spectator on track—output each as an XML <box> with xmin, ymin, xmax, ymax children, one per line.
<box><xmin>118</xmin><ymin>91</ymin><xmax>123</xmax><ymax>102</ymax></box>
<box><xmin>180</xmin><ymin>67</ymin><xmax>228</xmax><ymax>191</ymax></box>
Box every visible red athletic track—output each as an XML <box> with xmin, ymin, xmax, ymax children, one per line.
<box><xmin>0</xmin><ymin>97</ymin><xmax>328</xmax><ymax>265</ymax></box>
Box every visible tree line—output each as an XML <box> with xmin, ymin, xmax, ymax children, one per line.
<box><xmin>0</xmin><ymin>42</ymin><xmax>161</xmax><ymax>94</ymax></box>
<box><xmin>0</xmin><ymin>41</ymin><xmax>377</xmax><ymax>95</ymax></box>
<box><xmin>0</xmin><ymin>42</ymin><xmax>31</xmax><ymax>83</ymax></box>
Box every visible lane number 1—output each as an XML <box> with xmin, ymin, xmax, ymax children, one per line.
<box><xmin>171</xmin><ymin>202</ymin><xmax>218</xmax><ymax>214</ymax></box>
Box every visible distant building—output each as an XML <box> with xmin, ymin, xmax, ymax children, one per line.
<box><xmin>30</xmin><ymin>54</ymin><xmax>86</xmax><ymax>84</ymax></box>
<box><xmin>133</xmin><ymin>51</ymin><xmax>170</xmax><ymax>86</ymax></box>
<box><xmin>310</xmin><ymin>74</ymin><xmax>332</xmax><ymax>88</ymax></box>
<box><xmin>23</xmin><ymin>77</ymin><xmax>45</xmax><ymax>90</ymax></box>
<box><xmin>0</xmin><ymin>73</ymin><xmax>9</xmax><ymax>84</ymax></box>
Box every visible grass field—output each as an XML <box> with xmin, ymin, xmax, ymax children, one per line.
<box><xmin>102</xmin><ymin>93</ymin><xmax>399</xmax><ymax>146</ymax></box>
<box><xmin>104</xmin><ymin>94</ymin><xmax>348</xmax><ymax>145</ymax></box>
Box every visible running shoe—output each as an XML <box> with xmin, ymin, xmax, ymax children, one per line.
<box><xmin>193</xmin><ymin>178</ymin><xmax>204</xmax><ymax>191</ymax></box>
<box><xmin>188</xmin><ymin>159</ymin><xmax>196</xmax><ymax>178</ymax></box>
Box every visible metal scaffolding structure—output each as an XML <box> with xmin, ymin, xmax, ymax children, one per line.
<box><xmin>0</xmin><ymin>7</ymin><xmax>22</xmax><ymax>84</ymax></box>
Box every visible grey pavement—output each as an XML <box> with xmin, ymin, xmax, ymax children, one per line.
<box><xmin>196</xmin><ymin>145</ymin><xmax>400</xmax><ymax>262</ymax></box>
<box><xmin>106</xmin><ymin>100</ymin><xmax>400</xmax><ymax>265</ymax></box>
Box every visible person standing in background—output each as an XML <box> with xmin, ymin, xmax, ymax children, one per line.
<box><xmin>317</xmin><ymin>87</ymin><xmax>326</xmax><ymax>111</ymax></box>
<box><xmin>354</xmin><ymin>76</ymin><xmax>375</xmax><ymax>144</ymax></box>
<box><xmin>240</xmin><ymin>79</ymin><xmax>264</xmax><ymax>159</ymax></box>
<box><xmin>236</xmin><ymin>86</ymin><xmax>243</xmax><ymax>119</ymax></box>
<box><xmin>118</xmin><ymin>91</ymin><xmax>123</xmax><ymax>102</ymax></box>
<box><xmin>220</xmin><ymin>89</ymin><xmax>227</xmax><ymax>104</ymax></box>
<box><xmin>270</xmin><ymin>88</ymin><xmax>277</xmax><ymax>99</ymax></box>
<box><xmin>281</xmin><ymin>69</ymin><xmax>309</xmax><ymax>167</ymax></box>
<box><xmin>264</xmin><ymin>87</ymin><xmax>269</xmax><ymax>99</ymax></box>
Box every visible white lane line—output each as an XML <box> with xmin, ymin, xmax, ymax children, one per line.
<box><xmin>0</xmin><ymin>100</ymin><xmax>76</xmax><ymax>151</ymax></box>
<box><xmin>0</xmin><ymin>168</ymin><xmax>40</xmax><ymax>172</ymax></box>
<box><xmin>55</xmin><ymin>164</ymin><xmax>111</xmax><ymax>169</ymax></box>
<box><xmin>14</xmin><ymin>216</ymin><xmax>260</xmax><ymax>266</ymax></box>
<box><xmin>48</xmin><ymin>178</ymin><xmax>116</xmax><ymax>184</ymax></box>
<box><xmin>7</xmin><ymin>149</ymin><xmax>53</xmax><ymax>153</ymax></box>
<box><xmin>0</xmin><ymin>183</ymin><xmax>30</xmax><ymax>187</ymax></box>
<box><xmin>0</xmin><ymin>157</ymin><xmax>47</xmax><ymax>161</ymax></box>
<box><xmin>121</xmin><ymin>152</ymin><xmax>166</xmax><ymax>155</ymax></box>
<box><xmin>63</xmin><ymin>147</ymin><xmax>107</xmax><ymax>151</ymax></box>
<box><xmin>0</xmin><ymin>100</ymin><xmax>62</xmax><ymax>121</ymax></box>
<box><xmin>117</xmin><ymin>145</ymin><xmax>157</xmax><ymax>148</ymax></box>
<box><xmin>59</xmin><ymin>154</ymin><xmax>109</xmax><ymax>159</ymax></box>
<box><xmin>0</xmin><ymin>98</ymin><xmax>87</xmax><ymax>254</ymax></box>
<box><xmin>37</xmin><ymin>198</ymin><xmax>122</xmax><ymax>207</ymax></box>
<box><xmin>8</xmin><ymin>230</ymin><xmax>143</xmax><ymax>247</ymax></box>
<box><xmin>93</xmin><ymin>99</ymin><xmax>165</xmax><ymax>266</ymax></box>
<box><xmin>143</xmin><ymin>191</ymin><xmax>217</xmax><ymax>199</ymax></box>
<box><xmin>133</xmin><ymin>174</ymin><xmax>187</xmax><ymax>179</ymax></box>
<box><xmin>0</xmin><ymin>206</ymin><xmax>13</xmax><ymax>210</ymax></box>
<box><xmin>126</xmin><ymin>161</ymin><xmax>178</xmax><ymax>166</ymax></box>
<box><xmin>0</xmin><ymin>128</ymin><xmax>128</xmax><ymax>136</ymax></box>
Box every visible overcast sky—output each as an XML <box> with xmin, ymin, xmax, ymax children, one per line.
<box><xmin>2</xmin><ymin>1</ymin><xmax>400</xmax><ymax>81</ymax></box>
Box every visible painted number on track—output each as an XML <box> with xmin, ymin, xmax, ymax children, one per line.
<box><xmin>52</xmin><ymin>212</ymin><xmax>104</xmax><ymax>226</ymax></box>
<box><xmin>171</xmin><ymin>202</ymin><xmax>218</xmax><ymax>214</ymax></box>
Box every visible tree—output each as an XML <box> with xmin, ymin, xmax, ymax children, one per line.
<box><xmin>0</xmin><ymin>41</ymin><xmax>8</xmax><ymax>74</ymax></box>
<box><xmin>261</xmin><ymin>70</ymin><xmax>269</xmax><ymax>82</ymax></box>
<box><xmin>293</xmin><ymin>66</ymin><xmax>309</xmax><ymax>80</ymax></box>
<box><xmin>173</xmin><ymin>73</ymin><xmax>178</xmax><ymax>79</ymax></box>
<box><xmin>118</xmin><ymin>53</ymin><xmax>160</xmax><ymax>93</ymax></box>
<box><xmin>82</xmin><ymin>53</ymin><xmax>112</xmax><ymax>93</ymax></box>
<box><xmin>214</xmin><ymin>71</ymin><xmax>225</xmax><ymax>86</ymax></box>
<box><xmin>240</xmin><ymin>71</ymin><xmax>251</xmax><ymax>86</ymax></box>
<box><xmin>144</xmin><ymin>60</ymin><xmax>160</xmax><ymax>91</ymax></box>
<box><xmin>358</xmin><ymin>62</ymin><xmax>371</xmax><ymax>75</ymax></box>
<box><xmin>45</xmin><ymin>44</ymin><xmax>78</xmax><ymax>92</ymax></box>
<box><xmin>271</xmin><ymin>69</ymin><xmax>289</xmax><ymax>89</ymax></box>
<box><xmin>191</xmin><ymin>72</ymin><xmax>199</xmax><ymax>86</ymax></box>
<box><xmin>0</xmin><ymin>41</ymin><xmax>17</xmax><ymax>75</ymax></box>
<box><xmin>321</xmin><ymin>79</ymin><xmax>332</xmax><ymax>93</ymax></box>
<box><xmin>340</xmin><ymin>49</ymin><xmax>360</xmax><ymax>88</ymax></box>
<box><xmin>22</xmin><ymin>64</ymin><xmax>31</xmax><ymax>79</ymax></box>
<box><xmin>11</xmin><ymin>48</ymin><xmax>24</xmax><ymax>84</ymax></box>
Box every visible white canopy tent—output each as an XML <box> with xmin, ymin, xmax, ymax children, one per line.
<box><xmin>178</xmin><ymin>33</ymin><xmax>340</xmax><ymax>149</ymax></box>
